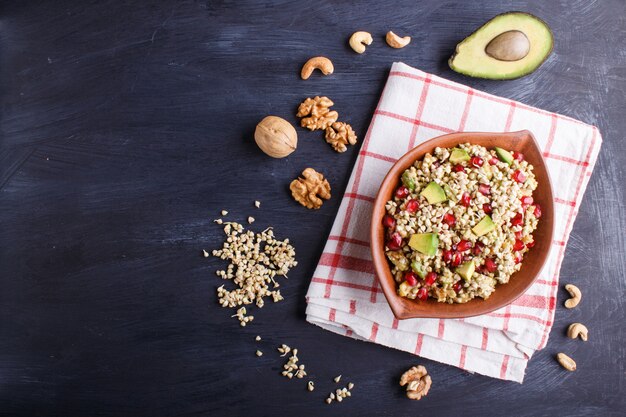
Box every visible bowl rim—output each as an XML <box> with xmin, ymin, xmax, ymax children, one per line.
<box><xmin>370</xmin><ymin>130</ymin><xmax>555</xmax><ymax>319</ymax></box>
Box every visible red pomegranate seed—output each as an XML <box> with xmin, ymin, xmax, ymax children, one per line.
<box><xmin>514</xmin><ymin>252</ymin><xmax>523</xmax><ymax>264</ymax></box>
<box><xmin>513</xmin><ymin>239</ymin><xmax>525</xmax><ymax>251</ymax></box>
<box><xmin>521</xmin><ymin>196</ymin><xmax>534</xmax><ymax>208</ymax></box>
<box><xmin>484</xmin><ymin>258</ymin><xmax>498</xmax><ymax>273</ymax></box>
<box><xmin>512</xmin><ymin>151</ymin><xmax>524</xmax><ymax>162</ymax></box>
<box><xmin>405</xmin><ymin>199</ymin><xmax>419</xmax><ymax>213</ymax></box>
<box><xmin>482</xmin><ymin>203</ymin><xmax>493</xmax><ymax>214</ymax></box>
<box><xmin>453</xmin><ymin>164</ymin><xmax>465</xmax><ymax>172</ymax></box>
<box><xmin>443</xmin><ymin>212</ymin><xmax>456</xmax><ymax>227</ymax></box>
<box><xmin>470</xmin><ymin>156</ymin><xmax>484</xmax><ymax>167</ymax></box>
<box><xmin>472</xmin><ymin>241</ymin><xmax>484</xmax><ymax>255</ymax></box>
<box><xmin>460</xmin><ymin>192</ymin><xmax>471</xmax><ymax>207</ymax></box>
<box><xmin>451</xmin><ymin>252</ymin><xmax>463</xmax><ymax>267</ymax></box>
<box><xmin>526</xmin><ymin>240</ymin><xmax>536</xmax><ymax>248</ymax></box>
<box><xmin>442</xmin><ymin>249</ymin><xmax>453</xmax><ymax>264</ymax></box>
<box><xmin>382</xmin><ymin>214</ymin><xmax>396</xmax><ymax>229</ymax></box>
<box><xmin>395</xmin><ymin>185</ymin><xmax>409</xmax><ymax>199</ymax></box>
<box><xmin>404</xmin><ymin>271</ymin><xmax>418</xmax><ymax>287</ymax></box>
<box><xmin>457</xmin><ymin>239</ymin><xmax>472</xmax><ymax>252</ymax></box>
<box><xmin>511</xmin><ymin>213</ymin><xmax>524</xmax><ymax>226</ymax></box>
<box><xmin>489</xmin><ymin>157</ymin><xmax>499</xmax><ymax>165</ymax></box>
<box><xmin>386</xmin><ymin>232</ymin><xmax>403</xmax><ymax>250</ymax></box>
<box><xmin>478</xmin><ymin>184</ymin><xmax>491</xmax><ymax>195</ymax></box>
<box><xmin>515</xmin><ymin>230</ymin><xmax>523</xmax><ymax>239</ymax></box>
<box><xmin>534</xmin><ymin>204</ymin><xmax>542</xmax><ymax>218</ymax></box>
<box><xmin>453</xmin><ymin>281</ymin><xmax>463</xmax><ymax>292</ymax></box>
<box><xmin>512</xmin><ymin>169</ymin><xmax>526</xmax><ymax>183</ymax></box>
<box><xmin>417</xmin><ymin>287</ymin><xmax>429</xmax><ymax>301</ymax></box>
<box><xmin>424</xmin><ymin>272</ymin><xmax>437</xmax><ymax>286</ymax></box>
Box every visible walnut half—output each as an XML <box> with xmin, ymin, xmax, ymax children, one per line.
<box><xmin>297</xmin><ymin>96</ymin><xmax>339</xmax><ymax>131</ymax></box>
<box><xmin>325</xmin><ymin>122</ymin><xmax>357</xmax><ymax>153</ymax></box>
<box><xmin>399</xmin><ymin>365</ymin><xmax>431</xmax><ymax>400</ymax></box>
<box><xmin>289</xmin><ymin>168</ymin><xmax>331</xmax><ymax>209</ymax></box>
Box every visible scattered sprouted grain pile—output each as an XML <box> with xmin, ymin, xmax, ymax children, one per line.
<box><xmin>212</xmin><ymin>221</ymin><xmax>297</xmax><ymax>325</ymax></box>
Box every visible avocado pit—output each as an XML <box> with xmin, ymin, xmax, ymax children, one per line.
<box><xmin>485</xmin><ymin>30</ymin><xmax>530</xmax><ymax>61</ymax></box>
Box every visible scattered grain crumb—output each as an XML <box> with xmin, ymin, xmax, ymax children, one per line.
<box><xmin>307</xmin><ymin>381</ymin><xmax>315</xmax><ymax>392</ymax></box>
<box><xmin>213</xmin><ymin>222</ymin><xmax>297</xmax><ymax>325</ymax></box>
<box><xmin>348</xmin><ymin>382</ymin><xmax>354</xmax><ymax>390</ymax></box>
<box><xmin>280</xmin><ymin>345</ymin><xmax>306</xmax><ymax>379</ymax></box>
<box><xmin>202</xmin><ymin>249</ymin><xmax>209</xmax><ymax>258</ymax></box>
<box><xmin>255</xmin><ymin>335</ymin><xmax>261</xmax><ymax>341</ymax></box>
<box><xmin>334</xmin><ymin>375</ymin><xmax>342</xmax><ymax>383</ymax></box>
<box><xmin>248</xmin><ymin>216</ymin><xmax>255</xmax><ymax>224</ymax></box>
<box><xmin>221</xmin><ymin>210</ymin><xmax>228</xmax><ymax>216</ymax></box>
<box><xmin>256</xmin><ymin>350</ymin><xmax>263</xmax><ymax>357</ymax></box>
<box><xmin>214</xmin><ymin>219</ymin><xmax>223</xmax><ymax>224</ymax></box>
<box><xmin>255</xmin><ymin>200</ymin><xmax>261</xmax><ymax>208</ymax></box>
<box><xmin>325</xmin><ymin>398</ymin><xmax>332</xmax><ymax>404</ymax></box>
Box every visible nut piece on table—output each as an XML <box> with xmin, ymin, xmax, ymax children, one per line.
<box><xmin>556</xmin><ymin>353</ymin><xmax>576</xmax><ymax>371</ymax></box>
<box><xmin>254</xmin><ymin>116</ymin><xmax>298</xmax><ymax>158</ymax></box>
<box><xmin>386</xmin><ymin>31</ymin><xmax>411</xmax><ymax>48</ymax></box>
<box><xmin>325</xmin><ymin>122</ymin><xmax>357</xmax><ymax>153</ymax></box>
<box><xmin>290</xmin><ymin>168</ymin><xmax>331</xmax><ymax>209</ymax></box>
<box><xmin>349</xmin><ymin>31</ymin><xmax>373</xmax><ymax>53</ymax></box>
<box><xmin>297</xmin><ymin>96</ymin><xmax>339</xmax><ymax>131</ymax></box>
<box><xmin>399</xmin><ymin>365</ymin><xmax>431</xmax><ymax>400</ymax></box>
<box><xmin>301</xmin><ymin>56</ymin><xmax>334</xmax><ymax>80</ymax></box>
<box><xmin>564</xmin><ymin>284</ymin><xmax>581</xmax><ymax>308</ymax></box>
<box><xmin>567</xmin><ymin>323</ymin><xmax>588</xmax><ymax>341</ymax></box>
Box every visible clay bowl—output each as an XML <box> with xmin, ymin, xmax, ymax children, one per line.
<box><xmin>370</xmin><ymin>130</ymin><xmax>554</xmax><ymax>319</ymax></box>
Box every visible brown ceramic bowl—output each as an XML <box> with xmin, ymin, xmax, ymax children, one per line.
<box><xmin>370</xmin><ymin>130</ymin><xmax>554</xmax><ymax>319</ymax></box>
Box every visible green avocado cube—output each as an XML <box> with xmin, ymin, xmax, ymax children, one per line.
<box><xmin>420</xmin><ymin>181</ymin><xmax>447</xmax><ymax>204</ymax></box>
<box><xmin>449</xmin><ymin>148</ymin><xmax>470</xmax><ymax>164</ymax></box>
<box><xmin>472</xmin><ymin>215</ymin><xmax>496</xmax><ymax>236</ymax></box>
<box><xmin>494</xmin><ymin>147</ymin><xmax>514</xmax><ymax>165</ymax></box>
<box><xmin>401</xmin><ymin>171</ymin><xmax>416</xmax><ymax>191</ymax></box>
<box><xmin>408</xmin><ymin>233</ymin><xmax>439</xmax><ymax>256</ymax></box>
<box><xmin>443</xmin><ymin>184</ymin><xmax>458</xmax><ymax>202</ymax></box>
<box><xmin>411</xmin><ymin>260</ymin><xmax>427</xmax><ymax>279</ymax></box>
<box><xmin>456</xmin><ymin>261</ymin><xmax>475</xmax><ymax>281</ymax></box>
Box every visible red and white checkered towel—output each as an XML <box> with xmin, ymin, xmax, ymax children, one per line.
<box><xmin>305</xmin><ymin>62</ymin><xmax>602</xmax><ymax>383</ymax></box>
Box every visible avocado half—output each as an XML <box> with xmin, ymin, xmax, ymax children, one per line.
<box><xmin>449</xmin><ymin>12</ymin><xmax>553</xmax><ymax>80</ymax></box>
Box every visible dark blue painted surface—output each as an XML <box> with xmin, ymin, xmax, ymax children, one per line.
<box><xmin>1</xmin><ymin>1</ymin><xmax>624</xmax><ymax>416</ymax></box>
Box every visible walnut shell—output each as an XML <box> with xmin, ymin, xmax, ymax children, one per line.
<box><xmin>254</xmin><ymin>116</ymin><xmax>298</xmax><ymax>158</ymax></box>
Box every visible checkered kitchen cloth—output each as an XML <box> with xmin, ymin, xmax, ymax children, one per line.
<box><xmin>305</xmin><ymin>62</ymin><xmax>602</xmax><ymax>383</ymax></box>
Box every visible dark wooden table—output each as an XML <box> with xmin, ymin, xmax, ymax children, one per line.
<box><xmin>1</xmin><ymin>1</ymin><xmax>624</xmax><ymax>416</ymax></box>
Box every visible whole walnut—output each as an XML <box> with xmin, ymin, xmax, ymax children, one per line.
<box><xmin>254</xmin><ymin>116</ymin><xmax>298</xmax><ymax>158</ymax></box>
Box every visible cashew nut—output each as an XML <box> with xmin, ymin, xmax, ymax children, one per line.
<box><xmin>567</xmin><ymin>323</ymin><xmax>588</xmax><ymax>341</ymax></box>
<box><xmin>386</xmin><ymin>31</ymin><xmax>411</xmax><ymax>49</ymax></box>
<box><xmin>556</xmin><ymin>353</ymin><xmax>576</xmax><ymax>371</ymax></box>
<box><xmin>564</xmin><ymin>284</ymin><xmax>581</xmax><ymax>308</ymax></box>
<box><xmin>349</xmin><ymin>31</ymin><xmax>373</xmax><ymax>54</ymax></box>
<box><xmin>301</xmin><ymin>56</ymin><xmax>334</xmax><ymax>80</ymax></box>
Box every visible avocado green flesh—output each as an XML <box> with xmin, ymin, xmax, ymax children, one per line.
<box><xmin>472</xmin><ymin>215</ymin><xmax>496</xmax><ymax>236</ymax></box>
<box><xmin>409</xmin><ymin>233</ymin><xmax>439</xmax><ymax>256</ymax></box>
<box><xmin>456</xmin><ymin>261</ymin><xmax>476</xmax><ymax>281</ymax></box>
<box><xmin>411</xmin><ymin>260</ymin><xmax>428</xmax><ymax>278</ymax></box>
<box><xmin>449</xmin><ymin>12</ymin><xmax>553</xmax><ymax>80</ymax></box>
<box><xmin>449</xmin><ymin>148</ymin><xmax>470</xmax><ymax>164</ymax></box>
<box><xmin>443</xmin><ymin>184</ymin><xmax>458</xmax><ymax>202</ymax></box>
<box><xmin>420</xmin><ymin>182</ymin><xmax>447</xmax><ymax>204</ymax></box>
<box><xmin>495</xmin><ymin>147</ymin><xmax>514</xmax><ymax>165</ymax></box>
